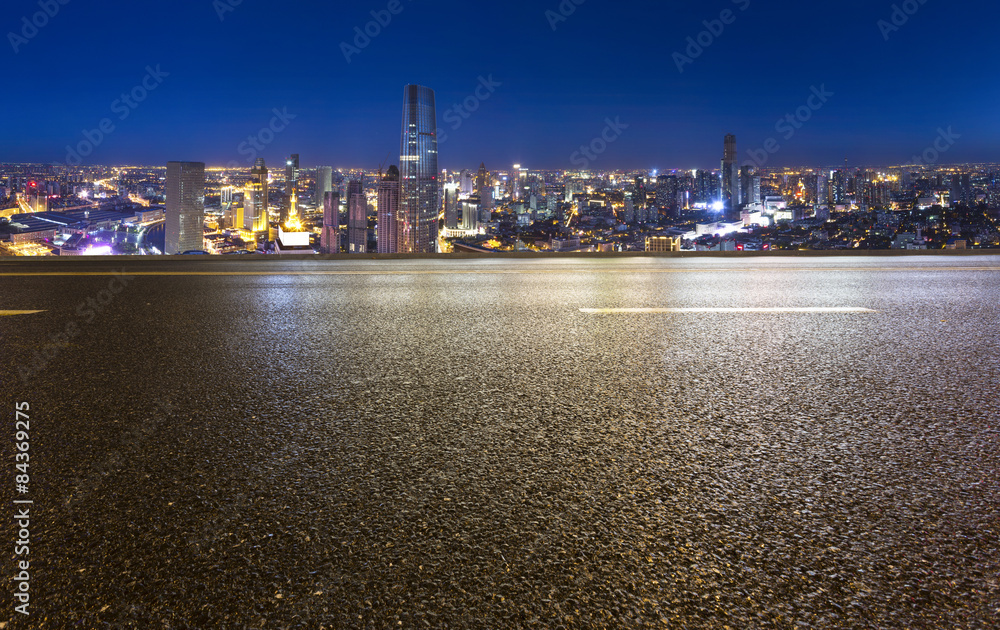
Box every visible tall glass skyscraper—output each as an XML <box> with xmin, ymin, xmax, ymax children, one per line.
<box><xmin>722</xmin><ymin>134</ymin><xmax>740</xmax><ymax>220</ymax></box>
<box><xmin>399</xmin><ymin>85</ymin><xmax>439</xmax><ymax>253</ymax></box>
<box><xmin>165</xmin><ymin>161</ymin><xmax>205</xmax><ymax>254</ymax></box>
<box><xmin>315</xmin><ymin>166</ymin><xmax>332</xmax><ymax>207</ymax></box>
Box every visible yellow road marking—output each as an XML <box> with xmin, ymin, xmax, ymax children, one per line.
<box><xmin>581</xmin><ymin>307</ymin><xmax>877</xmax><ymax>314</ymax></box>
<box><xmin>0</xmin><ymin>310</ymin><xmax>45</xmax><ymax>316</ymax></box>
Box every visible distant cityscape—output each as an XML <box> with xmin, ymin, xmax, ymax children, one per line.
<box><xmin>2</xmin><ymin>85</ymin><xmax>999</xmax><ymax>257</ymax></box>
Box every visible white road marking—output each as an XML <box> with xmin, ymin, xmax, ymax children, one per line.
<box><xmin>0</xmin><ymin>310</ymin><xmax>46</xmax><ymax>316</ymax></box>
<box><xmin>580</xmin><ymin>307</ymin><xmax>877</xmax><ymax>314</ymax></box>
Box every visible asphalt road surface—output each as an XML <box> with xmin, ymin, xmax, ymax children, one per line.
<box><xmin>1</xmin><ymin>255</ymin><xmax>998</xmax><ymax>629</ymax></box>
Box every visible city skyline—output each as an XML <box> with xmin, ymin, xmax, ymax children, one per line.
<box><xmin>4</xmin><ymin>0</ymin><xmax>998</xmax><ymax>169</ymax></box>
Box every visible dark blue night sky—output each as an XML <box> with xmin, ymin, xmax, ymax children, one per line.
<box><xmin>4</xmin><ymin>0</ymin><xmax>998</xmax><ymax>170</ymax></box>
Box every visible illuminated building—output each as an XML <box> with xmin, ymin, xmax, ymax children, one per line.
<box><xmin>315</xmin><ymin>166</ymin><xmax>332</xmax><ymax>206</ymax></box>
<box><xmin>244</xmin><ymin>158</ymin><xmax>269</xmax><ymax>234</ymax></box>
<box><xmin>622</xmin><ymin>196</ymin><xmax>635</xmax><ymax>223</ymax></box>
<box><xmin>460</xmin><ymin>169</ymin><xmax>473</xmax><ymax>195</ymax></box>
<box><xmin>511</xmin><ymin>164</ymin><xmax>526</xmax><ymax>200</ymax></box>
<box><xmin>377</xmin><ymin>166</ymin><xmax>400</xmax><ymax>253</ymax></box>
<box><xmin>477</xmin><ymin>162</ymin><xmax>492</xmax><ymax>223</ymax></box>
<box><xmin>444</xmin><ymin>182</ymin><xmax>459</xmax><ymax>230</ymax></box>
<box><xmin>165</xmin><ymin>161</ymin><xmax>205</xmax><ymax>254</ymax></box>
<box><xmin>722</xmin><ymin>134</ymin><xmax>740</xmax><ymax>220</ymax></box>
<box><xmin>460</xmin><ymin>197</ymin><xmax>481</xmax><ymax>233</ymax></box>
<box><xmin>275</xmin><ymin>182</ymin><xmax>313</xmax><ymax>255</ymax></box>
<box><xmin>645</xmin><ymin>235</ymin><xmax>681</xmax><ymax>252</ymax></box>
<box><xmin>657</xmin><ymin>175</ymin><xmax>679</xmax><ymax>218</ymax></box>
<box><xmin>347</xmin><ymin>179</ymin><xmax>366</xmax><ymax>254</ymax></box>
<box><xmin>283</xmin><ymin>154</ymin><xmax>299</xmax><ymax>223</ymax></box>
<box><xmin>740</xmin><ymin>167</ymin><xmax>761</xmax><ymax>205</ymax></box>
<box><xmin>321</xmin><ymin>191</ymin><xmax>340</xmax><ymax>254</ymax></box>
<box><xmin>398</xmin><ymin>84</ymin><xmax>439</xmax><ymax>253</ymax></box>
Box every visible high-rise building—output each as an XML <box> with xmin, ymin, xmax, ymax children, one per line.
<box><xmin>460</xmin><ymin>169</ymin><xmax>474</xmax><ymax>195</ymax></box>
<box><xmin>695</xmin><ymin>169</ymin><xmax>718</xmax><ymax>205</ymax></box>
<box><xmin>634</xmin><ymin>176</ymin><xmax>646</xmax><ymax>210</ymax></box>
<box><xmin>951</xmin><ymin>173</ymin><xmax>971</xmax><ymax>205</ymax></box>
<box><xmin>444</xmin><ymin>182</ymin><xmax>460</xmax><ymax>230</ymax></box>
<box><xmin>832</xmin><ymin>169</ymin><xmax>847</xmax><ymax>205</ymax></box>
<box><xmin>510</xmin><ymin>164</ymin><xmax>527</xmax><ymax>200</ymax></box>
<box><xmin>377</xmin><ymin>166</ymin><xmax>400</xmax><ymax>254</ymax></box>
<box><xmin>477</xmin><ymin>162</ymin><xmax>493</xmax><ymax>222</ymax></box>
<box><xmin>315</xmin><ymin>166</ymin><xmax>332</xmax><ymax>207</ymax></box>
<box><xmin>657</xmin><ymin>175</ymin><xmax>680</xmax><ymax>218</ymax></box>
<box><xmin>285</xmin><ymin>154</ymin><xmax>299</xmax><ymax>191</ymax></box>
<box><xmin>740</xmin><ymin>166</ymin><xmax>762</xmax><ymax>206</ymax></box>
<box><xmin>462</xmin><ymin>198</ymin><xmax>481</xmax><ymax>231</ymax></box>
<box><xmin>347</xmin><ymin>179</ymin><xmax>366</xmax><ymax>254</ymax></box>
<box><xmin>398</xmin><ymin>84</ymin><xmax>439</xmax><ymax>253</ymax></box>
<box><xmin>321</xmin><ymin>191</ymin><xmax>340</xmax><ymax>254</ymax></box>
<box><xmin>722</xmin><ymin>134</ymin><xmax>740</xmax><ymax>219</ymax></box>
<box><xmin>165</xmin><ymin>161</ymin><xmax>205</xmax><ymax>254</ymax></box>
<box><xmin>244</xmin><ymin>158</ymin><xmax>269</xmax><ymax>234</ymax></box>
<box><xmin>622</xmin><ymin>196</ymin><xmax>635</xmax><ymax>224</ymax></box>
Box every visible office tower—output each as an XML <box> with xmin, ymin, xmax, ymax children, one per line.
<box><xmin>656</xmin><ymin>175</ymin><xmax>680</xmax><ymax>218</ymax></box>
<box><xmin>832</xmin><ymin>170</ymin><xmax>847</xmax><ymax>204</ymax></box>
<box><xmin>634</xmin><ymin>176</ymin><xmax>646</xmax><ymax>209</ymax></box>
<box><xmin>315</xmin><ymin>166</ymin><xmax>332</xmax><ymax>206</ymax></box>
<box><xmin>722</xmin><ymin>134</ymin><xmax>740</xmax><ymax>219</ymax></box>
<box><xmin>444</xmin><ymin>182</ymin><xmax>459</xmax><ymax>230</ymax></box>
<box><xmin>321</xmin><ymin>191</ymin><xmax>340</xmax><ymax>254</ymax></box>
<box><xmin>462</xmin><ymin>198</ymin><xmax>481</xmax><ymax>231</ymax></box>
<box><xmin>695</xmin><ymin>169</ymin><xmax>717</xmax><ymax>205</ymax></box>
<box><xmin>286</xmin><ymin>154</ymin><xmax>300</xmax><ymax>191</ymax></box>
<box><xmin>165</xmin><ymin>161</ymin><xmax>205</xmax><ymax>254</ymax></box>
<box><xmin>951</xmin><ymin>173</ymin><xmax>971</xmax><ymax>205</ymax></box>
<box><xmin>244</xmin><ymin>158</ymin><xmax>269</xmax><ymax>234</ymax></box>
<box><xmin>740</xmin><ymin>166</ymin><xmax>762</xmax><ymax>206</ymax></box>
<box><xmin>622</xmin><ymin>196</ymin><xmax>635</xmax><ymax>224</ymax></box>
<box><xmin>815</xmin><ymin>173</ymin><xmax>828</xmax><ymax>206</ymax></box>
<box><xmin>476</xmin><ymin>162</ymin><xmax>493</xmax><ymax>220</ymax></box>
<box><xmin>460</xmin><ymin>169</ymin><xmax>473</xmax><ymax>195</ymax></box>
<box><xmin>377</xmin><ymin>166</ymin><xmax>400</xmax><ymax>253</ymax></box>
<box><xmin>398</xmin><ymin>84</ymin><xmax>440</xmax><ymax>253</ymax></box>
<box><xmin>457</xmin><ymin>187</ymin><xmax>477</xmax><ymax>231</ymax></box>
<box><xmin>347</xmin><ymin>179</ymin><xmax>366</xmax><ymax>254</ymax></box>
<box><xmin>510</xmin><ymin>164</ymin><xmax>527</xmax><ymax>200</ymax></box>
